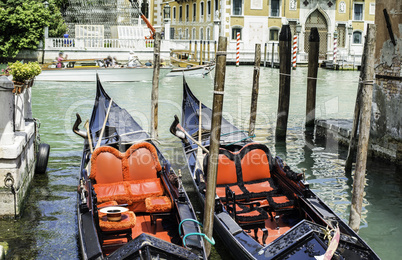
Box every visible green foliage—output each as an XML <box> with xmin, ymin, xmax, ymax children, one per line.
<box><xmin>0</xmin><ymin>0</ymin><xmax>67</xmax><ymax>58</ymax></box>
<box><xmin>8</xmin><ymin>61</ymin><xmax>42</xmax><ymax>83</ymax></box>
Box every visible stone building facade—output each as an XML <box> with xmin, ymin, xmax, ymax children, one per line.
<box><xmin>164</xmin><ymin>0</ymin><xmax>376</xmax><ymax>61</ymax></box>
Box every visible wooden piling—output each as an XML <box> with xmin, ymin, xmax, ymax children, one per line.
<box><xmin>200</xmin><ymin>41</ymin><xmax>203</xmax><ymax>65</ymax></box>
<box><xmin>305</xmin><ymin>28</ymin><xmax>320</xmax><ymax>127</ymax></box>
<box><xmin>208</xmin><ymin>41</ymin><xmax>210</xmax><ymax>61</ymax></box>
<box><xmin>345</xmin><ymin>25</ymin><xmax>371</xmax><ymax>173</ymax></box>
<box><xmin>264</xmin><ymin>43</ymin><xmax>267</xmax><ymax>67</ymax></box>
<box><xmin>203</xmin><ymin>36</ymin><xmax>227</xmax><ymax>256</ymax></box>
<box><xmin>275</xmin><ymin>25</ymin><xmax>292</xmax><ymax>140</ymax></box>
<box><xmin>194</xmin><ymin>41</ymin><xmax>198</xmax><ymax>61</ymax></box>
<box><xmin>249</xmin><ymin>44</ymin><xmax>261</xmax><ymax>137</ymax></box>
<box><xmin>348</xmin><ymin>24</ymin><xmax>376</xmax><ymax>233</ymax></box>
<box><xmin>203</xmin><ymin>41</ymin><xmax>206</xmax><ymax>62</ymax></box>
<box><xmin>271</xmin><ymin>42</ymin><xmax>275</xmax><ymax>67</ymax></box>
<box><xmin>151</xmin><ymin>32</ymin><xmax>161</xmax><ymax>139</ymax></box>
<box><xmin>189</xmin><ymin>40</ymin><xmax>192</xmax><ymax>54</ymax></box>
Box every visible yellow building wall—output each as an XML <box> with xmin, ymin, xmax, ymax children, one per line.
<box><xmin>364</xmin><ymin>0</ymin><xmax>375</xmax><ymax>22</ymax></box>
<box><xmin>268</xmin><ymin>18</ymin><xmax>282</xmax><ymax>28</ymax></box>
<box><xmin>230</xmin><ymin>17</ymin><xmax>244</xmax><ymax>27</ymax></box>
<box><xmin>244</xmin><ymin>0</ymin><xmax>269</xmax><ymax>16</ymax></box>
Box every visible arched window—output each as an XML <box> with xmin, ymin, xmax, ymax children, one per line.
<box><xmin>269</xmin><ymin>28</ymin><xmax>279</xmax><ymax>41</ymax></box>
<box><xmin>206</xmin><ymin>27</ymin><xmax>210</xmax><ymax>40</ymax></box>
<box><xmin>192</xmin><ymin>28</ymin><xmax>196</xmax><ymax>40</ymax></box>
<box><xmin>172</xmin><ymin>7</ymin><xmax>176</xmax><ymax>21</ymax></box>
<box><xmin>200</xmin><ymin>27</ymin><xmax>204</xmax><ymax>40</ymax></box>
<box><xmin>353</xmin><ymin>31</ymin><xmax>362</xmax><ymax>44</ymax></box>
<box><xmin>200</xmin><ymin>2</ymin><xmax>204</xmax><ymax>21</ymax></box>
<box><xmin>186</xmin><ymin>4</ymin><xmax>189</xmax><ymax>22</ymax></box>
<box><xmin>232</xmin><ymin>27</ymin><xmax>242</xmax><ymax>40</ymax></box>
<box><xmin>193</xmin><ymin>3</ymin><xmax>197</xmax><ymax>21</ymax></box>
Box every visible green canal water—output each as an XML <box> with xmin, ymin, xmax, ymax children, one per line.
<box><xmin>1</xmin><ymin>66</ymin><xmax>401</xmax><ymax>259</ymax></box>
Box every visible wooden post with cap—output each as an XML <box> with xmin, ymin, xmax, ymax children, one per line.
<box><xmin>249</xmin><ymin>43</ymin><xmax>261</xmax><ymax>137</ymax></box>
<box><xmin>151</xmin><ymin>32</ymin><xmax>161</xmax><ymax>139</ymax></box>
<box><xmin>203</xmin><ymin>36</ymin><xmax>227</xmax><ymax>256</ymax></box>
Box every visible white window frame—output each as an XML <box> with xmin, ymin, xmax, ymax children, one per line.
<box><xmin>193</xmin><ymin>3</ymin><xmax>197</xmax><ymax>22</ymax></box>
<box><xmin>270</xmin><ymin>0</ymin><xmax>281</xmax><ymax>17</ymax></box>
<box><xmin>173</xmin><ymin>7</ymin><xmax>176</xmax><ymax>21</ymax></box>
<box><xmin>352</xmin><ymin>31</ymin><xmax>363</xmax><ymax>44</ymax></box>
<box><xmin>192</xmin><ymin>27</ymin><xmax>196</xmax><ymax>40</ymax></box>
<box><xmin>231</xmin><ymin>27</ymin><xmax>242</xmax><ymax>41</ymax></box>
<box><xmin>353</xmin><ymin>3</ymin><xmax>364</xmax><ymax>21</ymax></box>
<box><xmin>269</xmin><ymin>27</ymin><xmax>280</xmax><ymax>41</ymax></box>
<box><xmin>200</xmin><ymin>1</ymin><xmax>204</xmax><ymax>22</ymax></box>
<box><xmin>200</xmin><ymin>27</ymin><xmax>204</xmax><ymax>40</ymax></box>
<box><xmin>232</xmin><ymin>0</ymin><xmax>243</xmax><ymax>16</ymax></box>
<box><xmin>339</xmin><ymin>1</ymin><xmax>346</xmax><ymax>14</ymax></box>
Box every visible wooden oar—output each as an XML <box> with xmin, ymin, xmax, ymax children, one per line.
<box><xmin>84</xmin><ymin>120</ymin><xmax>93</xmax><ymax>154</ymax></box>
<box><xmin>95</xmin><ymin>98</ymin><xmax>113</xmax><ymax>149</ymax></box>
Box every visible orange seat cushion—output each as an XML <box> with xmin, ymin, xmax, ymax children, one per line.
<box><xmin>98</xmin><ymin>201</ymin><xmax>118</xmax><ymax>208</ymax></box>
<box><xmin>216</xmin><ymin>185</ymin><xmax>244</xmax><ymax>199</ymax></box>
<box><xmin>99</xmin><ymin>211</ymin><xmax>136</xmax><ymax>232</ymax></box>
<box><xmin>145</xmin><ymin>196</ymin><xmax>172</xmax><ymax>213</ymax></box>
<box><xmin>93</xmin><ymin>182</ymin><xmax>130</xmax><ymax>204</ymax></box>
<box><xmin>126</xmin><ymin>178</ymin><xmax>164</xmax><ymax>202</ymax></box>
<box><xmin>90</xmin><ymin>146</ymin><xmax>124</xmax><ymax>184</ymax></box>
<box><xmin>216</xmin><ymin>152</ymin><xmax>238</xmax><ymax>185</ymax></box>
<box><xmin>240</xmin><ymin>147</ymin><xmax>271</xmax><ymax>182</ymax></box>
<box><xmin>124</xmin><ymin>142</ymin><xmax>162</xmax><ymax>181</ymax></box>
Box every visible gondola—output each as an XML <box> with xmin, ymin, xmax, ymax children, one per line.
<box><xmin>169</xmin><ymin>78</ymin><xmax>380</xmax><ymax>260</ymax></box>
<box><xmin>73</xmin><ymin>75</ymin><xmax>208</xmax><ymax>260</ymax></box>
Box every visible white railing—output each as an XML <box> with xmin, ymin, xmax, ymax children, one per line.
<box><xmin>47</xmin><ymin>38</ymin><xmax>155</xmax><ymax>50</ymax></box>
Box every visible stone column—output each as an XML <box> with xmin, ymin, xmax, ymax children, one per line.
<box><xmin>14</xmin><ymin>87</ymin><xmax>25</xmax><ymax>131</ymax></box>
<box><xmin>0</xmin><ymin>76</ymin><xmax>15</xmax><ymax>145</ymax></box>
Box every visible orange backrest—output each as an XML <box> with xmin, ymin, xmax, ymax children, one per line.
<box><xmin>125</xmin><ymin>142</ymin><xmax>162</xmax><ymax>181</ymax></box>
<box><xmin>90</xmin><ymin>146</ymin><xmax>124</xmax><ymax>184</ymax></box>
<box><xmin>240</xmin><ymin>144</ymin><xmax>271</xmax><ymax>182</ymax></box>
<box><xmin>216</xmin><ymin>150</ymin><xmax>238</xmax><ymax>185</ymax></box>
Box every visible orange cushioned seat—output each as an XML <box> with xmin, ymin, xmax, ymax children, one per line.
<box><xmin>90</xmin><ymin>146</ymin><xmax>131</xmax><ymax>204</ymax></box>
<box><xmin>124</xmin><ymin>142</ymin><xmax>167</xmax><ymax>212</ymax></box>
<box><xmin>239</xmin><ymin>143</ymin><xmax>277</xmax><ymax>200</ymax></box>
<box><xmin>99</xmin><ymin>211</ymin><xmax>136</xmax><ymax>232</ymax></box>
<box><xmin>145</xmin><ymin>196</ymin><xmax>172</xmax><ymax>213</ymax></box>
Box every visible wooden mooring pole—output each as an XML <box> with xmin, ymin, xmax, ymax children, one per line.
<box><xmin>249</xmin><ymin>43</ymin><xmax>261</xmax><ymax>137</ymax></box>
<box><xmin>271</xmin><ymin>42</ymin><xmax>275</xmax><ymax>68</ymax></box>
<box><xmin>348</xmin><ymin>24</ymin><xmax>376</xmax><ymax>233</ymax></box>
<box><xmin>208</xmin><ymin>41</ymin><xmax>210</xmax><ymax>61</ymax></box>
<box><xmin>345</xmin><ymin>24</ymin><xmax>372</xmax><ymax>173</ymax></box>
<box><xmin>306</xmin><ymin>27</ymin><xmax>320</xmax><ymax>127</ymax></box>
<box><xmin>189</xmin><ymin>40</ymin><xmax>192</xmax><ymax>54</ymax></box>
<box><xmin>264</xmin><ymin>43</ymin><xmax>267</xmax><ymax>67</ymax></box>
<box><xmin>151</xmin><ymin>32</ymin><xmax>161</xmax><ymax>139</ymax></box>
<box><xmin>204</xmin><ymin>36</ymin><xmax>227</xmax><ymax>256</ymax></box>
<box><xmin>200</xmin><ymin>41</ymin><xmax>204</xmax><ymax>65</ymax></box>
<box><xmin>275</xmin><ymin>25</ymin><xmax>292</xmax><ymax>141</ymax></box>
<box><xmin>194</xmin><ymin>41</ymin><xmax>198</xmax><ymax>61</ymax></box>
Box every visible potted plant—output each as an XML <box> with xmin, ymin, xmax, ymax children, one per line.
<box><xmin>6</xmin><ymin>61</ymin><xmax>42</xmax><ymax>93</ymax></box>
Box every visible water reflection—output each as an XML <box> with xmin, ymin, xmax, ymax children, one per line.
<box><xmin>0</xmin><ymin>66</ymin><xmax>400</xmax><ymax>259</ymax></box>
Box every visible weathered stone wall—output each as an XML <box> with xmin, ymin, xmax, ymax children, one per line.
<box><xmin>371</xmin><ymin>0</ymin><xmax>402</xmax><ymax>163</ymax></box>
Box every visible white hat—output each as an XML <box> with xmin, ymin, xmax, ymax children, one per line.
<box><xmin>130</xmin><ymin>51</ymin><xmax>134</xmax><ymax>54</ymax></box>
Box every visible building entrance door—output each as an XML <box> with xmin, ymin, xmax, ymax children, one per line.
<box><xmin>304</xmin><ymin>9</ymin><xmax>328</xmax><ymax>59</ymax></box>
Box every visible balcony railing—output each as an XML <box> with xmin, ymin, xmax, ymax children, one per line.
<box><xmin>47</xmin><ymin>38</ymin><xmax>155</xmax><ymax>50</ymax></box>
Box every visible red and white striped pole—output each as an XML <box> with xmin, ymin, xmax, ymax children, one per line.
<box><xmin>333</xmin><ymin>33</ymin><xmax>338</xmax><ymax>65</ymax></box>
<box><xmin>236</xmin><ymin>32</ymin><xmax>240</xmax><ymax>67</ymax></box>
<box><xmin>292</xmin><ymin>35</ymin><xmax>298</xmax><ymax>69</ymax></box>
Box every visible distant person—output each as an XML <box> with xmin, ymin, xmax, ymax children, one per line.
<box><xmin>160</xmin><ymin>59</ymin><xmax>166</xmax><ymax>67</ymax></box>
<box><xmin>105</xmin><ymin>56</ymin><xmax>113</xmax><ymax>67</ymax></box>
<box><xmin>57</xmin><ymin>52</ymin><xmax>68</xmax><ymax>68</ymax></box>
<box><xmin>145</xmin><ymin>60</ymin><xmax>152</xmax><ymax>66</ymax></box>
<box><xmin>128</xmin><ymin>51</ymin><xmax>139</xmax><ymax>67</ymax></box>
